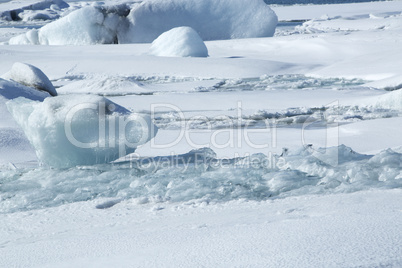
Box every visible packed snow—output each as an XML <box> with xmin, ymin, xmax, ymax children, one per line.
<box><xmin>0</xmin><ymin>0</ymin><xmax>402</xmax><ymax>266</ymax></box>
<box><xmin>149</xmin><ymin>27</ymin><xmax>208</xmax><ymax>58</ymax></box>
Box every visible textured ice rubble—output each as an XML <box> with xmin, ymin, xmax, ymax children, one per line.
<box><xmin>6</xmin><ymin>95</ymin><xmax>158</xmax><ymax>168</ymax></box>
<box><xmin>0</xmin><ymin>145</ymin><xmax>401</xmax><ymax>213</ymax></box>
<box><xmin>149</xmin><ymin>27</ymin><xmax>208</xmax><ymax>58</ymax></box>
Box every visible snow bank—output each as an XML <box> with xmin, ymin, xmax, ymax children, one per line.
<box><xmin>1</xmin><ymin>62</ymin><xmax>57</xmax><ymax>96</ymax></box>
<box><xmin>115</xmin><ymin>0</ymin><xmax>278</xmax><ymax>43</ymax></box>
<box><xmin>6</xmin><ymin>95</ymin><xmax>158</xmax><ymax>168</ymax></box>
<box><xmin>149</xmin><ymin>27</ymin><xmax>208</xmax><ymax>57</ymax></box>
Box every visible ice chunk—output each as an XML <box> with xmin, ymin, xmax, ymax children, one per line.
<box><xmin>6</xmin><ymin>95</ymin><xmax>158</xmax><ymax>168</ymax></box>
<box><xmin>121</xmin><ymin>0</ymin><xmax>278</xmax><ymax>43</ymax></box>
<box><xmin>149</xmin><ymin>27</ymin><xmax>208</xmax><ymax>58</ymax></box>
<box><xmin>38</xmin><ymin>6</ymin><xmax>118</xmax><ymax>45</ymax></box>
<box><xmin>1</xmin><ymin>62</ymin><xmax>57</xmax><ymax>96</ymax></box>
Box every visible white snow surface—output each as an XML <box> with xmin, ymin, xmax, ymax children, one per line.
<box><xmin>149</xmin><ymin>27</ymin><xmax>208</xmax><ymax>58</ymax></box>
<box><xmin>120</xmin><ymin>0</ymin><xmax>278</xmax><ymax>43</ymax></box>
<box><xmin>1</xmin><ymin>189</ymin><xmax>402</xmax><ymax>267</ymax></box>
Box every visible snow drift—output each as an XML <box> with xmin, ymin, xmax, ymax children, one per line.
<box><xmin>6</xmin><ymin>96</ymin><xmax>158</xmax><ymax>168</ymax></box>
<box><xmin>149</xmin><ymin>27</ymin><xmax>208</xmax><ymax>57</ymax></box>
<box><xmin>122</xmin><ymin>0</ymin><xmax>278</xmax><ymax>43</ymax></box>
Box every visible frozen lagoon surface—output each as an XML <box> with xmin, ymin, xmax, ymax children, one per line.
<box><xmin>1</xmin><ymin>0</ymin><xmax>402</xmax><ymax>267</ymax></box>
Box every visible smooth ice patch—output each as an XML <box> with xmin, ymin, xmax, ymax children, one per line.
<box><xmin>149</xmin><ymin>27</ymin><xmax>208</xmax><ymax>58</ymax></box>
<box><xmin>6</xmin><ymin>95</ymin><xmax>158</xmax><ymax>168</ymax></box>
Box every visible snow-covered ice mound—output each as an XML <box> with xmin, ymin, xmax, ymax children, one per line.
<box><xmin>38</xmin><ymin>6</ymin><xmax>120</xmax><ymax>45</ymax></box>
<box><xmin>120</xmin><ymin>0</ymin><xmax>278</xmax><ymax>43</ymax></box>
<box><xmin>9</xmin><ymin>5</ymin><xmax>127</xmax><ymax>45</ymax></box>
<box><xmin>149</xmin><ymin>27</ymin><xmax>208</xmax><ymax>57</ymax></box>
<box><xmin>6</xmin><ymin>95</ymin><xmax>158</xmax><ymax>168</ymax></box>
<box><xmin>1</xmin><ymin>62</ymin><xmax>57</xmax><ymax>96</ymax></box>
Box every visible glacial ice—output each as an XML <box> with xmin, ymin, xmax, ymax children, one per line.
<box><xmin>149</xmin><ymin>27</ymin><xmax>208</xmax><ymax>58</ymax></box>
<box><xmin>6</xmin><ymin>95</ymin><xmax>158</xmax><ymax>168</ymax></box>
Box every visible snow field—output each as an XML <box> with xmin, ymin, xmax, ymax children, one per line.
<box><xmin>0</xmin><ymin>1</ymin><xmax>401</xmax><ymax>266</ymax></box>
